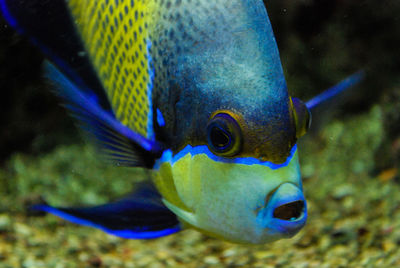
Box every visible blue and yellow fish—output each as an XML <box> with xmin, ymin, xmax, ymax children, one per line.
<box><xmin>0</xmin><ymin>0</ymin><xmax>363</xmax><ymax>244</ymax></box>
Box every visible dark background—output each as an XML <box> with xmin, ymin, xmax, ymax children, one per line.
<box><xmin>0</xmin><ymin>0</ymin><xmax>399</xmax><ymax>167</ymax></box>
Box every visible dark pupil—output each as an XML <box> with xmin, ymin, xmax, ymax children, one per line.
<box><xmin>210</xmin><ymin>126</ymin><xmax>230</xmax><ymax>149</ymax></box>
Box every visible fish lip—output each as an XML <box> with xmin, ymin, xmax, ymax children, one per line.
<box><xmin>257</xmin><ymin>183</ymin><xmax>307</xmax><ymax>236</ymax></box>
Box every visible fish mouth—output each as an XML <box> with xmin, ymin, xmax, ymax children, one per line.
<box><xmin>272</xmin><ymin>200</ymin><xmax>305</xmax><ymax>221</ymax></box>
<box><xmin>257</xmin><ymin>183</ymin><xmax>307</xmax><ymax>236</ymax></box>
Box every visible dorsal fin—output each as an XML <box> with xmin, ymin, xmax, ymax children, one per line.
<box><xmin>0</xmin><ymin>0</ymin><xmax>111</xmax><ymax>110</ymax></box>
<box><xmin>66</xmin><ymin>0</ymin><xmax>158</xmax><ymax>140</ymax></box>
<box><xmin>45</xmin><ymin>62</ymin><xmax>164</xmax><ymax>168</ymax></box>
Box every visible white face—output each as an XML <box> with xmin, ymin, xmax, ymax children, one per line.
<box><xmin>153</xmin><ymin>145</ymin><xmax>307</xmax><ymax>244</ymax></box>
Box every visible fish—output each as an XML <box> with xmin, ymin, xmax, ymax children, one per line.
<box><xmin>0</xmin><ymin>0</ymin><xmax>364</xmax><ymax>244</ymax></box>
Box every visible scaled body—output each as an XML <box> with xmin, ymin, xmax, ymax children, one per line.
<box><xmin>68</xmin><ymin>0</ymin><xmax>295</xmax><ymax>162</ymax></box>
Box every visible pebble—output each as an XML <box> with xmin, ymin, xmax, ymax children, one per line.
<box><xmin>204</xmin><ymin>256</ymin><xmax>219</xmax><ymax>265</ymax></box>
<box><xmin>222</xmin><ymin>248</ymin><xmax>236</xmax><ymax>257</ymax></box>
<box><xmin>14</xmin><ymin>222</ymin><xmax>31</xmax><ymax>236</ymax></box>
<box><xmin>332</xmin><ymin>184</ymin><xmax>354</xmax><ymax>200</ymax></box>
<box><xmin>382</xmin><ymin>240</ymin><xmax>396</xmax><ymax>253</ymax></box>
<box><xmin>254</xmin><ymin>250</ymin><xmax>274</xmax><ymax>260</ymax></box>
<box><xmin>0</xmin><ymin>214</ymin><xmax>11</xmax><ymax>232</ymax></box>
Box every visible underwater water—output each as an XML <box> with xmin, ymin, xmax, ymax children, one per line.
<box><xmin>0</xmin><ymin>0</ymin><xmax>399</xmax><ymax>267</ymax></box>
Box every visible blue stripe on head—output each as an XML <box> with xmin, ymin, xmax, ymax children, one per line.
<box><xmin>154</xmin><ymin>144</ymin><xmax>297</xmax><ymax>170</ymax></box>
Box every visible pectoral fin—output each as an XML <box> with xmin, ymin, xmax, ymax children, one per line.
<box><xmin>306</xmin><ymin>71</ymin><xmax>365</xmax><ymax>110</ymax></box>
<box><xmin>31</xmin><ymin>182</ymin><xmax>181</xmax><ymax>239</ymax></box>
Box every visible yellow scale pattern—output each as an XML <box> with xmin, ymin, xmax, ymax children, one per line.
<box><xmin>67</xmin><ymin>0</ymin><xmax>158</xmax><ymax>138</ymax></box>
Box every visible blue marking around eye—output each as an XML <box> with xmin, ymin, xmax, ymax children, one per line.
<box><xmin>156</xmin><ymin>108</ymin><xmax>165</xmax><ymax>127</ymax></box>
<box><xmin>154</xmin><ymin>144</ymin><xmax>297</xmax><ymax>170</ymax></box>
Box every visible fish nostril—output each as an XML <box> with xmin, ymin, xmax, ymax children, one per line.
<box><xmin>273</xmin><ymin>200</ymin><xmax>304</xmax><ymax>221</ymax></box>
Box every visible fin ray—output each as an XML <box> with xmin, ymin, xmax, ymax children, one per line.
<box><xmin>306</xmin><ymin>71</ymin><xmax>365</xmax><ymax>110</ymax></box>
<box><xmin>45</xmin><ymin>62</ymin><xmax>164</xmax><ymax>168</ymax></box>
<box><xmin>32</xmin><ymin>182</ymin><xmax>181</xmax><ymax>239</ymax></box>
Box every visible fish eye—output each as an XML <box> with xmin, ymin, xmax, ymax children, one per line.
<box><xmin>291</xmin><ymin>97</ymin><xmax>312</xmax><ymax>138</ymax></box>
<box><xmin>207</xmin><ymin>112</ymin><xmax>242</xmax><ymax>157</ymax></box>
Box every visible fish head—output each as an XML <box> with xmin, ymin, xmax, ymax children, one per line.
<box><xmin>154</xmin><ymin>57</ymin><xmax>311</xmax><ymax>244</ymax></box>
<box><xmin>152</xmin><ymin>0</ymin><xmax>311</xmax><ymax>244</ymax></box>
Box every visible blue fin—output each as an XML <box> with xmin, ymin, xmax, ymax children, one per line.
<box><xmin>0</xmin><ymin>0</ymin><xmax>111</xmax><ymax>110</ymax></box>
<box><xmin>31</xmin><ymin>182</ymin><xmax>181</xmax><ymax>239</ymax></box>
<box><xmin>306</xmin><ymin>71</ymin><xmax>365</xmax><ymax>110</ymax></box>
<box><xmin>45</xmin><ymin>62</ymin><xmax>164</xmax><ymax>167</ymax></box>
